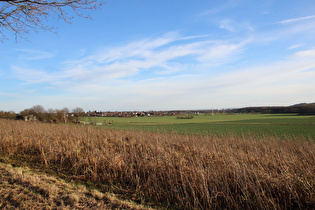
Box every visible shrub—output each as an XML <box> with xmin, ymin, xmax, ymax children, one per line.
<box><xmin>176</xmin><ymin>115</ymin><xmax>194</xmax><ymax>119</ymax></box>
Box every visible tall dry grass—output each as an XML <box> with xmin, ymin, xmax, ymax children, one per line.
<box><xmin>0</xmin><ymin>119</ymin><xmax>314</xmax><ymax>209</ymax></box>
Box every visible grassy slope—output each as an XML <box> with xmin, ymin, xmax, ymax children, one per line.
<box><xmin>84</xmin><ymin>114</ymin><xmax>315</xmax><ymax>139</ymax></box>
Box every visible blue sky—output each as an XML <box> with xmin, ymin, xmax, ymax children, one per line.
<box><xmin>1</xmin><ymin>0</ymin><xmax>315</xmax><ymax>112</ymax></box>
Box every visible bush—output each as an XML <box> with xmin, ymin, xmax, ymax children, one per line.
<box><xmin>176</xmin><ymin>115</ymin><xmax>194</xmax><ymax>119</ymax></box>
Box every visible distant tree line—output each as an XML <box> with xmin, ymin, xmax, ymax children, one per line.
<box><xmin>0</xmin><ymin>110</ymin><xmax>16</xmax><ymax>120</ymax></box>
<box><xmin>1</xmin><ymin>103</ymin><xmax>314</xmax><ymax>123</ymax></box>
<box><xmin>0</xmin><ymin>105</ymin><xmax>85</xmax><ymax>123</ymax></box>
<box><xmin>233</xmin><ymin>103</ymin><xmax>315</xmax><ymax>115</ymax></box>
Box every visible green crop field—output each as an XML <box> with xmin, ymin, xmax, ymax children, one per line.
<box><xmin>82</xmin><ymin>114</ymin><xmax>315</xmax><ymax>140</ymax></box>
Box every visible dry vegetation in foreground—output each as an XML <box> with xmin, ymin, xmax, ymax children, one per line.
<box><xmin>0</xmin><ymin>119</ymin><xmax>314</xmax><ymax>209</ymax></box>
<box><xmin>0</xmin><ymin>162</ymin><xmax>152</xmax><ymax>210</ymax></box>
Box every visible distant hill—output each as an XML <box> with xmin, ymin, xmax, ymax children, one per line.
<box><xmin>291</xmin><ymin>103</ymin><xmax>308</xmax><ymax>106</ymax></box>
<box><xmin>233</xmin><ymin>103</ymin><xmax>315</xmax><ymax>115</ymax></box>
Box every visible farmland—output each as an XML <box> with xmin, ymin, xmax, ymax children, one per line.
<box><xmin>83</xmin><ymin>114</ymin><xmax>315</xmax><ymax>140</ymax></box>
<box><xmin>0</xmin><ymin>114</ymin><xmax>315</xmax><ymax>209</ymax></box>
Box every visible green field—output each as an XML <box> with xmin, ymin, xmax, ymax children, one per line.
<box><xmin>83</xmin><ymin>114</ymin><xmax>315</xmax><ymax>140</ymax></box>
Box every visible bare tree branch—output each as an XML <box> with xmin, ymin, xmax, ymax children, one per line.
<box><xmin>0</xmin><ymin>0</ymin><xmax>104</xmax><ymax>41</ymax></box>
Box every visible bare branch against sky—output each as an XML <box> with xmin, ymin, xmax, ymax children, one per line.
<box><xmin>0</xmin><ymin>0</ymin><xmax>104</xmax><ymax>41</ymax></box>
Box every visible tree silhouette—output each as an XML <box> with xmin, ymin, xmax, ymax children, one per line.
<box><xmin>0</xmin><ymin>0</ymin><xmax>104</xmax><ymax>41</ymax></box>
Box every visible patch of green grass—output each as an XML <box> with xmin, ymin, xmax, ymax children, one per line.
<box><xmin>82</xmin><ymin>114</ymin><xmax>315</xmax><ymax>140</ymax></box>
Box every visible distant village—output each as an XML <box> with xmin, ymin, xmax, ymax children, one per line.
<box><xmin>85</xmin><ymin>110</ymin><xmax>210</xmax><ymax>118</ymax></box>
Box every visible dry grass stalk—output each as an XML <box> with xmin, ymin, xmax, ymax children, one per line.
<box><xmin>0</xmin><ymin>119</ymin><xmax>314</xmax><ymax>209</ymax></box>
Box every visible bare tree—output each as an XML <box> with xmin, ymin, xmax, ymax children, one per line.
<box><xmin>30</xmin><ymin>104</ymin><xmax>46</xmax><ymax>113</ymax></box>
<box><xmin>72</xmin><ymin>107</ymin><xmax>84</xmax><ymax>114</ymax></box>
<box><xmin>29</xmin><ymin>104</ymin><xmax>46</xmax><ymax>121</ymax></box>
<box><xmin>72</xmin><ymin>107</ymin><xmax>84</xmax><ymax>122</ymax></box>
<box><xmin>47</xmin><ymin>108</ymin><xmax>56</xmax><ymax>114</ymax></box>
<box><xmin>61</xmin><ymin>107</ymin><xmax>70</xmax><ymax>123</ymax></box>
<box><xmin>0</xmin><ymin>0</ymin><xmax>104</xmax><ymax>41</ymax></box>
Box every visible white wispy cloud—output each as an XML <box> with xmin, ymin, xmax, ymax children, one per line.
<box><xmin>219</xmin><ymin>19</ymin><xmax>237</xmax><ymax>32</ymax></box>
<box><xmin>198</xmin><ymin>0</ymin><xmax>240</xmax><ymax>17</ymax></box>
<box><xmin>58</xmin><ymin>33</ymin><xmax>247</xmax><ymax>83</ymax></box>
<box><xmin>12</xmin><ymin>66</ymin><xmax>52</xmax><ymax>84</ymax></box>
<box><xmin>11</xmin><ymin>66</ymin><xmax>66</xmax><ymax>85</ymax></box>
<box><xmin>288</xmin><ymin>44</ymin><xmax>304</xmax><ymax>50</ymax></box>
<box><xmin>219</xmin><ymin>19</ymin><xmax>254</xmax><ymax>33</ymax></box>
<box><xmin>252</xmin><ymin>15</ymin><xmax>315</xmax><ymax>45</ymax></box>
<box><xmin>16</xmin><ymin>49</ymin><xmax>56</xmax><ymax>60</ymax></box>
<box><xmin>10</xmin><ymin>31</ymin><xmax>315</xmax><ymax>111</ymax></box>
<box><xmin>55</xmin><ymin>47</ymin><xmax>315</xmax><ymax>110</ymax></box>
<box><xmin>197</xmin><ymin>41</ymin><xmax>247</xmax><ymax>64</ymax></box>
<box><xmin>9</xmin><ymin>48</ymin><xmax>315</xmax><ymax>111</ymax></box>
<box><xmin>10</xmin><ymin>32</ymin><xmax>249</xmax><ymax>96</ymax></box>
<box><xmin>279</xmin><ymin>15</ymin><xmax>315</xmax><ymax>24</ymax></box>
<box><xmin>291</xmin><ymin>48</ymin><xmax>315</xmax><ymax>57</ymax></box>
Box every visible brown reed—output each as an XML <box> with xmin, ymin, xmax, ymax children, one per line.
<box><xmin>0</xmin><ymin>119</ymin><xmax>314</xmax><ymax>209</ymax></box>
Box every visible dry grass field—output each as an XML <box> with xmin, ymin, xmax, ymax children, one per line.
<box><xmin>0</xmin><ymin>119</ymin><xmax>314</xmax><ymax>209</ymax></box>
